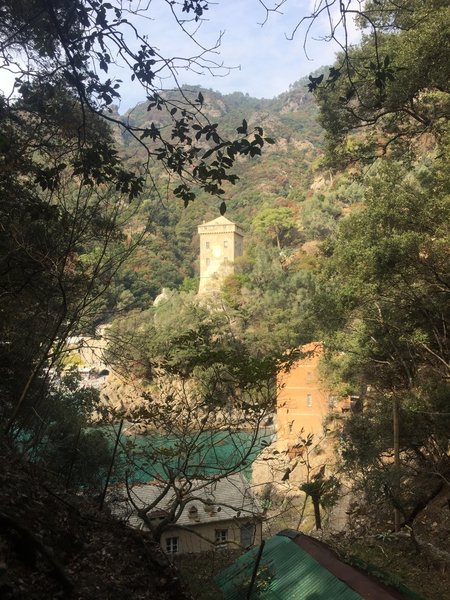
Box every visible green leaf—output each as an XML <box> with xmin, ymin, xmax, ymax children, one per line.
<box><xmin>237</xmin><ymin>119</ymin><xmax>248</xmax><ymax>134</ymax></box>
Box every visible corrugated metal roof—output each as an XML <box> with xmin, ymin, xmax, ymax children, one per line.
<box><xmin>292</xmin><ymin>533</ymin><xmax>417</xmax><ymax>600</ymax></box>
<box><xmin>216</xmin><ymin>535</ymin><xmax>363</xmax><ymax>600</ymax></box>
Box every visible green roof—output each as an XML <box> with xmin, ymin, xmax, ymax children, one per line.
<box><xmin>215</xmin><ymin>536</ymin><xmax>363</xmax><ymax>600</ymax></box>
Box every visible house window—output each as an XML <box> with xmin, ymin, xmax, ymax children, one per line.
<box><xmin>240</xmin><ymin>523</ymin><xmax>256</xmax><ymax>547</ymax></box>
<box><xmin>165</xmin><ymin>537</ymin><xmax>179</xmax><ymax>554</ymax></box>
<box><xmin>306</xmin><ymin>394</ymin><xmax>313</xmax><ymax>407</ymax></box>
<box><xmin>215</xmin><ymin>529</ymin><xmax>228</xmax><ymax>545</ymax></box>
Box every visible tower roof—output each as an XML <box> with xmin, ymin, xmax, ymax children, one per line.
<box><xmin>200</xmin><ymin>216</ymin><xmax>234</xmax><ymax>227</ymax></box>
<box><xmin>198</xmin><ymin>215</ymin><xmax>243</xmax><ymax>235</ymax></box>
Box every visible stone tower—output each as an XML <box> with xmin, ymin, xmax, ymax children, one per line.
<box><xmin>198</xmin><ymin>216</ymin><xmax>244</xmax><ymax>294</ymax></box>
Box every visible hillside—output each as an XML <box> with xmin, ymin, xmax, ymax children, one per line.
<box><xmin>1</xmin><ymin>3</ymin><xmax>449</xmax><ymax>599</ymax></box>
<box><xmin>102</xmin><ymin>76</ymin><xmax>350</xmax><ymax>318</ymax></box>
<box><xmin>121</xmin><ymin>78</ymin><xmax>325</xmax><ymax>214</ymax></box>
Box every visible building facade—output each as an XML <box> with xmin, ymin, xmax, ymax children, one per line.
<box><xmin>198</xmin><ymin>216</ymin><xmax>244</xmax><ymax>294</ymax></box>
<box><xmin>114</xmin><ymin>473</ymin><xmax>262</xmax><ymax>555</ymax></box>
<box><xmin>276</xmin><ymin>343</ymin><xmax>345</xmax><ymax>445</ymax></box>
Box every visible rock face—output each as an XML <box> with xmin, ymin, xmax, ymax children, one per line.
<box><xmin>98</xmin><ymin>373</ymin><xmax>145</xmax><ymax>416</ymax></box>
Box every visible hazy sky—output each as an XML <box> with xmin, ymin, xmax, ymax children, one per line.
<box><xmin>0</xmin><ymin>1</ymin><xmax>360</xmax><ymax>111</ymax></box>
<box><xmin>116</xmin><ymin>0</ymin><xmax>360</xmax><ymax>109</ymax></box>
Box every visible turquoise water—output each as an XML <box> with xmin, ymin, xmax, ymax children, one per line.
<box><xmin>105</xmin><ymin>425</ymin><xmax>273</xmax><ymax>483</ymax></box>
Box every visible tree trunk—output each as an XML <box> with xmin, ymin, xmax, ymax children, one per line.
<box><xmin>393</xmin><ymin>395</ymin><xmax>401</xmax><ymax>532</ymax></box>
<box><xmin>312</xmin><ymin>496</ymin><xmax>322</xmax><ymax>530</ymax></box>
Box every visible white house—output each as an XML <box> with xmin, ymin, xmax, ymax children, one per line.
<box><xmin>112</xmin><ymin>473</ymin><xmax>263</xmax><ymax>555</ymax></box>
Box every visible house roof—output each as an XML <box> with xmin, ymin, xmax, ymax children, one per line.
<box><xmin>113</xmin><ymin>473</ymin><xmax>261</xmax><ymax>529</ymax></box>
<box><xmin>216</xmin><ymin>531</ymin><xmax>423</xmax><ymax>600</ymax></box>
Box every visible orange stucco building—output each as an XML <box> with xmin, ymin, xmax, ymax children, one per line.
<box><xmin>276</xmin><ymin>343</ymin><xmax>339</xmax><ymax>445</ymax></box>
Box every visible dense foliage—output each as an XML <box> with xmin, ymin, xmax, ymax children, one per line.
<box><xmin>315</xmin><ymin>153</ymin><xmax>450</xmax><ymax>523</ymax></box>
<box><xmin>309</xmin><ymin>0</ymin><xmax>450</xmax><ymax>531</ymax></box>
<box><xmin>314</xmin><ymin>0</ymin><xmax>450</xmax><ymax>166</ymax></box>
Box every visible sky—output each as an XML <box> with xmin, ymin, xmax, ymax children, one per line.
<box><xmin>0</xmin><ymin>1</ymin><xmax>361</xmax><ymax>111</ymax></box>
<box><xmin>116</xmin><ymin>0</ymin><xmax>361</xmax><ymax>110</ymax></box>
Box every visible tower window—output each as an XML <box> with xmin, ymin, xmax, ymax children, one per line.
<box><xmin>206</xmin><ymin>241</ymin><xmax>210</xmax><ymax>249</ymax></box>
<box><xmin>206</xmin><ymin>258</ymin><xmax>210</xmax><ymax>266</ymax></box>
<box><xmin>223</xmin><ymin>240</ymin><xmax>228</xmax><ymax>248</ymax></box>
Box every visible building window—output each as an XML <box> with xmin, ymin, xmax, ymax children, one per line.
<box><xmin>223</xmin><ymin>240</ymin><xmax>228</xmax><ymax>248</ymax></box>
<box><xmin>215</xmin><ymin>529</ymin><xmax>228</xmax><ymax>545</ymax></box>
<box><xmin>165</xmin><ymin>537</ymin><xmax>179</xmax><ymax>554</ymax></box>
<box><xmin>306</xmin><ymin>394</ymin><xmax>313</xmax><ymax>407</ymax></box>
<box><xmin>206</xmin><ymin>241</ymin><xmax>210</xmax><ymax>248</ymax></box>
<box><xmin>328</xmin><ymin>395</ymin><xmax>337</xmax><ymax>408</ymax></box>
<box><xmin>240</xmin><ymin>523</ymin><xmax>256</xmax><ymax>547</ymax></box>
<box><xmin>206</xmin><ymin>258</ymin><xmax>210</xmax><ymax>266</ymax></box>
<box><xmin>188</xmin><ymin>505</ymin><xmax>199</xmax><ymax>520</ymax></box>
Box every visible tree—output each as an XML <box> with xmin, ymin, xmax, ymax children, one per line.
<box><xmin>301</xmin><ymin>193</ymin><xmax>341</xmax><ymax>241</ymax></box>
<box><xmin>290</xmin><ymin>0</ymin><xmax>450</xmax><ymax>538</ymax></box>
<box><xmin>0</xmin><ymin>168</ymin><xmax>146</xmax><ymax>435</ymax></box>
<box><xmin>310</xmin><ymin>0</ymin><xmax>450</xmax><ymax>165</ymax></box>
<box><xmin>24</xmin><ymin>368</ymin><xmax>112</xmax><ymax>491</ymax></box>
<box><xmin>221</xmin><ymin>246</ymin><xmax>317</xmax><ymax>354</ymax></box>
<box><xmin>106</xmin><ymin>297</ymin><xmax>282</xmax><ymax>542</ymax></box>
<box><xmin>252</xmin><ymin>207</ymin><xmax>299</xmax><ymax>250</ymax></box>
<box><xmin>0</xmin><ymin>0</ymin><xmax>274</xmax><ymax>438</ymax></box>
<box><xmin>299</xmin><ymin>464</ymin><xmax>340</xmax><ymax>531</ymax></box>
<box><xmin>0</xmin><ymin>1</ymin><xmax>272</xmax><ymax>205</ymax></box>
<box><xmin>314</xmin><ymin>152</ymin><xmax>450</xmax><ymax>527</ymax></box>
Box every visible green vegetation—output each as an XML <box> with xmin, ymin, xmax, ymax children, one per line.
<box><xmin>107</xmin><ymin>297</ymin><xmax>281</xmax><ymax>541</ymax></box>
<box><xmin>1</xmin><ymin>1</ymin><xmax>449</xmax><ymax>598</ymax></box>
<box><xmin>308</xmin><ymin>0</ymin><xmax>450</xmax><ymax>536</ymax></box>
<box><xmin>315</xmin><ymin>153</ymin><xmax>450</xmax><ymax>527</ymax></box>
<box><xmin>314</xmin><ymin>0</ymin><xmax>450</xmax><ymax>167</ymax></box>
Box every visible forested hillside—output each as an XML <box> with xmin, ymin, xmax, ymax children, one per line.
<box><xmin>100</xmin><ymin>77</ymin><xmax>336</xmax><ymax>318</ymax></box>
